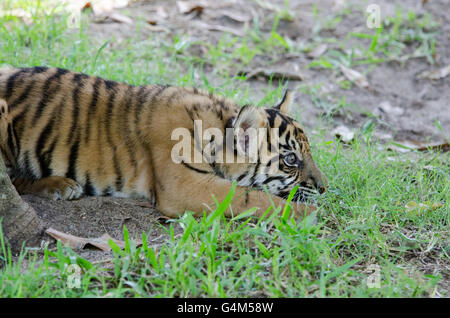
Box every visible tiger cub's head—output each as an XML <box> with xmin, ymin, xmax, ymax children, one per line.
<box><xmin>227</xmin><ymin>91</ymin><xmax>328</xmax><ymax>203</ymax></box>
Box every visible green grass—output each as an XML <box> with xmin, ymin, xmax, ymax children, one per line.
<box><xmin>0</xmin><ymin>1</ymin><xmax>448</xmax><ymax>297</ymax></box>
<box><xmin>306</xmin><ymin>4</ymin><xmax>440</xmax><ymax>89</ymax></box>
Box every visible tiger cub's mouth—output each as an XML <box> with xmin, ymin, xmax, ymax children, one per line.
<box><xmin>289</xmin><ymin>185</ymin><xmax>320</xmax><ymax>204</ymax></box>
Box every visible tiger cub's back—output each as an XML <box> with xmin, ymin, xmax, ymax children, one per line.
<box><xmin>0</xmin><ymin>66</ymin><xmax>156</xmax><ymax>199</ymax></box>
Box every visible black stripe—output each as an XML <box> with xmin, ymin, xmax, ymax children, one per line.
<box><xmin>67</xmin><ymin>73</ymin><xmax>87</xmax><ymax>144</ymax></box>
<box><xmin>31</xmin><ymin>66</ymin><xmax>48</xmax><ymax>74</ymax></box>
<box><xmin>65</xmin><ymin>134</ymin><xmax>80</xmax><ymax>180</ymax></box>
<box><xmin>267</xmin><ymin>128</ymin><xmax>279</xmax><ymax>153</ymax></box>
<box><xmin>165</xmin><ymin>89</ymin><xmax>179</xmax><ymax>108</ymax></box>
<box><xmin>236</xmin><ymin>172</ymin><xmax>248</xmax><ymax>182</ymax></box>
<box><xmin>262</xmin><ymin>175</ymin><xmax>285</xmax><ymax>185</ymax></box>
<box><xmin>8</xmin><ymin>81</ymin><xmax>35</xmax><ymax>110</ymax></box>
<box><xmin>35</xmin><ymin>114</ymin><xmax>57</xmax><ymax>178</ymax></box>
<box><xmin>209</xmin><ymin>162</ymin><xmax>225</xmax><ymax>178</ymax></box>
<box><xmin>181</xmin><ymin>161</ymin><xmax>211</xmax><ymax>174</ymax></box>
<box><xmin>219</xmin><ymin>100</ymin><xmax>229</xmax><ymax>112</ymax></box>
<box><xmin>5</xmin><ymin>69</ymin><xmax>28</xmax><ymax>99</ymax></box>
<box><xmin>265</xmin><ymin>156</ymin><xmax>279</xmax><ymax>169</ymax></box>
<box><xmin>115</xmin><ymin>173</ymin><xmax>124</xmax><ymax>192</ymax></box>
<box><xmin>23</xmin><ymin>150</ymin><xmax>36</xmax><ymax>179</ymax></box>
<box><xmin>278</xmin><ymin>119</ymin><xmax>288</xmax><ymax>136</ymax></box>
<box><xmin>105</xmin><ymin>83</ymin><xmax>117</xmax><ymax>132</ymax></box>
<box><xmin>41</xmin><ymin>139</ymin><xmax>57</xmax><ymax>178</ymax></box>
<box><xmin>103</xmin><ymin>186</ymin><xmax>113</xmax><ymax>197</ymax></box>
<box><xmin>134</xmin><ymin>86</ymin><xmax>149</xmax><ymax>126</ymax></box>
<box><xmin>285</xmin><ymin>130</ymin><xmax>291</xmax><ymax>145</ymax></box>
<box><xmin>104</xmin><ymin>86</ymin><xmax>123</xmax><ymax>192</ymax></box>
<box><xmin>185</xmin><ymin>106</ymin><xmax>195</xmax><ymax>121</ymax></box>
<box><xmin>280</xmin><ymin>144</ymin><xmax>292</xmax><ymax>151</ymax></box>
<box><xmin>11</xmin><ymin>107</ymin><xmax>28</xmax><ymax>150</ymax></box>
<box><xmin>11</xmin><ymin>122</ymin><xmax>21</xmax><ymax>156</ymax></box>
<box><xmin>266</xmin><ymin>109</ymin><xmax>277</xmax><ymax>127</ymax></box>
<box><xmin>150</xmin><ymin>85</ymin><xmax>169</xmax><ymax>105</ymax></box>
<box><xmin>84</xmin><ymin>174</ymin><xmax>95</xmax><ymax>196</ymax></box>
<box><xmin>6</xmin><ymin>123</ymin><xmax>17</xmax><ymax>159</ymax></box>
<box><xmin>137</xmin><ymin>86</ymin><xmax>149</xmax><ymax>105</ymax></box>
<box><xmin>85</xmin><ymin>77</ymin><xmax>102</xmax><ymax>143</ymax></box>
<box><xmin>123</xmin><ymin>86</ymin><xmax>138</xmax><ymax>171</ymax></box>
<box><xmin>32</xmin><ymin>68</ymin><xmax>69</xmax><ymax>125</ymax></box>
<box><xmin>249</xmin><ymin>161</ymin><xmax>261</xmax><ymax>186</ymax></box>
<box><xmin>104</xmin><ymin>79</ymin><xmax>118</xmax><ymax>91</ymax></box>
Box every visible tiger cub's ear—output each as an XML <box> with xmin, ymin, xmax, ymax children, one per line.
<box><xmin>233</xmin><ymin>105</ymin><xmax>265</xmax><ymax>157</ymax></box>
<box><xmin>274</xmin><ymin>89</ymin><xmax>293</xmax><ymax>114</ymax></box>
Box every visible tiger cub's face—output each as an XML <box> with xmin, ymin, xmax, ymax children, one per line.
<box><xmin>229</xmin><ymin>91</ymin><xmax>327</xmax><ymax>203</ymax></box>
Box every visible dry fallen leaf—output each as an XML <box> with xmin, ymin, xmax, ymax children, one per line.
<box><xmin>193</xmin><ymin>21</ymin><xmax>245</xmax><ymax>36</ymax></box>
<box><xmin>222</xmin><ymin>10</ymin><xmax>252</xmax><ymax>23</ymax></box>
<box><xmin>135</xmin><ymin>201</ymin><xmax>153</xmax><ymax>208</ymax></box>
<box><xmin>46</xmin><ymin>228</ymin><xmax>142</xmax><ymax>251</ymax></box>
<box><xmin>208</xmin><ymin>9</ymin><xmax>252</xmax><ymax>23</ymax></box>
<box><xmin>77</xmin><ymin>0</ymin><xmax>132</xmax><ymax>24</ymax></box>
<box><xmin>68</xmin><ymin>0</ymin><xmax>128</xmax><ymax>13</ymax></box>
<box><xmin>405</xmin><ymin>201</ymin><xmax>427</xmax><ymax>210</ymax></box>
<box><xmin>248</xmin><ymin>69</ymin><xmax>303</xmax><ymax>81</ymax></box>
<box><xmin>417</xmin><ymin>65</ymin><xmax>450</xmax><ymax>80</ymax></box>
<box><xmin>146</xmin><ymin>6</ymin><xmax>169</xmax><ymax>26</ymax></box>
<box><xmin>405</xmin><ymin>201</ymin><xmax>443</xmax><ymax>214</ymax></box>
<box><xmin>156</xmin><ymin>6</ymin><xmax>169</xmax><ymax>19</ymax></box>
<box><xmin>145</xmin><ymin>24</ymin><xmax>171</xmax><ymax>33</ymax></box>
<box><xmin>340</xmin><ymin>65</ymin><xmax>369</xmax><ymax>88</ymax></box>
<box><xmin>239</xmin><ymin>63</ymin><xmax>303</xmax><ymax>81</ymax></box>
<box><xmin>108</xmin><ymin>12</ymin><xmax>133</xmax><ymax>24</ymax></box>
<box><xmin>89</xmin><ymin>0</ymin><xmax>114</xmax><ymax>15</ymax></box>
<box><xmin>156</xmin><ymin>215</ymin><xmax>171</xmax><ymax>224</ymax></box>
<box><xmin>177</xmin><ymin>0</ymin><xmax>205</xmax><ymax>15</ymax></box>
<box><xmin>333</xmin><ymin>0</ymin><xmax>348</xmax><ymax>11</ymax></box>
<box><xmin>332</xmin><ymin>125</ymin><xmax>355</xmax><ymax>143</ymax></box>
<box><xmin>373</xmin><ymin>101</ymin><xmax>404</xmax><ymax>117</ymax></box>
<box><xmin>81</xmin><ymin>1</ymin><xmax>92</xmax><ymax>11</ymax></box>
<box><xmin>307</xmin><ymin>44</ymin><xmax>328</xmax><ymax>59</ymax></box>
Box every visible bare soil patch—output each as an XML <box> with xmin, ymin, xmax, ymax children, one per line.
<box><xmin>21</xmin><ymin>195</ymin><xmax>180</xmax><ymax>262</ymax></box>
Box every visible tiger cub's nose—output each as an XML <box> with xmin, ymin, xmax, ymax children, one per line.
<box><xmin>307</xmin><ymin>174</ymin><xmax>328</xmax><ymax>194</ymax></box>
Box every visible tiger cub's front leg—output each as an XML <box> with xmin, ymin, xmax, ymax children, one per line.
<box><xmin>154</xmin><ymin>162</ymin><xmax>316</xmax><ymax>219</ymax></box>
<box><xmin>12</xmin><ymin>176</ymin><xmax>83</xmax><ymax>201</ymax></box>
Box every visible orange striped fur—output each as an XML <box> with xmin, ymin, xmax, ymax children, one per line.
<box><xmin>0</xmin><ymin>67</ymin><xmax>327</xmax><ymax>218</ymax></box>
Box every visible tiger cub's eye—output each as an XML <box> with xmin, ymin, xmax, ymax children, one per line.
<box><xmin>283</xmin><ymin>153</ymin><xmax>297</xmax><ymax>166</ymax></box>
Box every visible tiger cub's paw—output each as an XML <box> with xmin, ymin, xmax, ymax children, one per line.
<box><xmin>14</xmin><ymin>176</ymin><xmax>84</xmax><ymax>200</ymax></box>
<box><xmin>40</xmin><ymin>176</ymin><xmax>84</xmax><ymax>200</ymax></box>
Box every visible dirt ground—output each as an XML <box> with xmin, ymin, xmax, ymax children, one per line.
<box><xmin>18</xmin><ymin>0</ymin><xmax>449</xmax><ymax>260</ymax></box>
<box><xmin>22</xmin><ymin>195</ymin><xmax>177</xmax><ymax>261</ymax></box>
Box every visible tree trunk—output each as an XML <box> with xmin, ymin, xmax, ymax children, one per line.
<box><xmin>0</xmin><ymin>155</ymin><xmax>44</xmax><ymax>254</ymax></box>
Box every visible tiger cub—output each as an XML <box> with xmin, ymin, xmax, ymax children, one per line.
<box><xmin>0</xmin><ymin>67</ymin><xmax>327</xmax><ymax>219</ymax></box>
